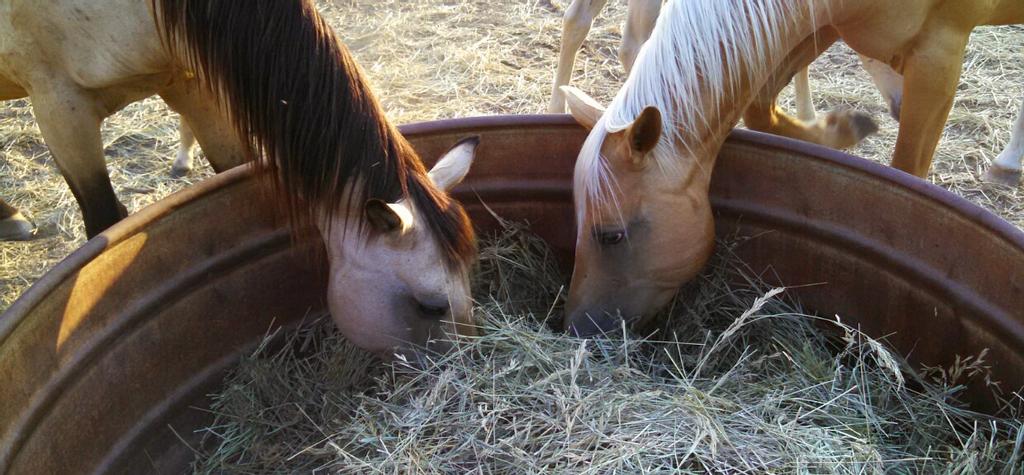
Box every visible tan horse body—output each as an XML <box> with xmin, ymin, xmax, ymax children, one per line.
<box><xmin>991</xmin><ymin>100</ymin><xmax>1024</xmax><ymax>184</ymax></box>
<box><xmin>0</xmin><ymin>0</ymin><xmax>243</xmax><ymax>238</ymax></box>
<box><xmin>550</xmin><ymin>0</ymin><xmax>878</xmax><ymax>152</ymax></box>
<box><xmin>0</xmin><ymin>0</ymin><xmax>480</xmax><ymax>358</ymax></box>
<box><xmin>552</xmin><ymin>0</ymin><xmax>1023</xmax><ymax>183</ymax></box>
<box><xmin>563</xmin><ymin>0</ymin><xmax>1024</xmax><ymax>335</ymax></box>
<box><xmin>801</xmin><ymin>0</ymin><xmax>1021</xmax><ymax>178</ymax></box>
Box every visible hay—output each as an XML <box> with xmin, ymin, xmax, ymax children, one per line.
<box><xmin>1</xmin><ymin>2</ymin><xmax>1021</xmax><ymax>312</ymax></box>
<box><xmin>190</xmin><ymin>221</ymin><xmax>1023</xmax><ymax>474</ymax></box>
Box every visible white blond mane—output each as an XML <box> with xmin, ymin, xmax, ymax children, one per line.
<box><xmin>575</xmin><ymin>0</ymin><xmax>818</xmax><ymax>228</ymax></box>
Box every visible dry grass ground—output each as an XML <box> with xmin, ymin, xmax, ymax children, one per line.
<box><xmin>0</xmin><ymin>1</ymin><xmax>1021</xmax><ymax>309</ymax></box>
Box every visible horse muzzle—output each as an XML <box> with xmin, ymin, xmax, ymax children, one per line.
<box><xmin>563</xmin><ymin>304</ymin><xmax>629</xmax><ymax>338</ymax></box>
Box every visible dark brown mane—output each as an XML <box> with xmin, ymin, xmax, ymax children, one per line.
<box><xmin>152</xmin><ymin>0</ymin><xmax>475</xmax><ymax>268</ymax></box>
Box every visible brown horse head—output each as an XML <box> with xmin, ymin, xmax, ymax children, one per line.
<box><xmin>154</xmin><ymin>0</ymin><xmax>478</xmax><ymax>358</ymax></box>
<box><xmin>319</xmin><ymin>139</ymin><xmax>479</xmax><ymax>359</ymax></box>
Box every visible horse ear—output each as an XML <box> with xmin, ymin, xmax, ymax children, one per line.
<box><xmin>365</xmin><ymin>199</ymin><xmax>411</xmax><ymax>234</ymax></box>
<box><xmin>626</xmin><ymin>106</ymin><xmax>662</xmax><ymax>156</ymax></box>
<box><xmin>561</xmin><ymin>86</ymin><xmax>605</xmax><ymax>130</ymax></box>
<box><xmin>429</xmin><ymin>136</ymin><xmax>479</xmax><ymax>192</ymax></box>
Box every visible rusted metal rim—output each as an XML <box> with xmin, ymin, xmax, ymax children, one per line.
<box><xmin>405</xmin><ymin>113</ymin><xmax>1024</xmax><ymax>250</ymax></box>
<box><xmin>728</xmin><ymin>127</ymin><xmax>1024</xmax><ymax>252</ymax></box>
<box><xmin>0</xmin><ymin>165</ymin><xmax>257</xmax><ymax>346</ymax></box>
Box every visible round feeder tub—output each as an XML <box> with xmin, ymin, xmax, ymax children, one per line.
<box><xmin>2</xmin><ymin>115</ymin><xmax>1024</xmax><ymax>474</ymax></box>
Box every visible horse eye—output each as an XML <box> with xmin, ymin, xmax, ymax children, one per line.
<box><xmin>597</xmin><ymin>231</ymin><xmax>625</xmax><ymax>246</ymax></box>
<box><xmin>415</xmin><ymin>300</ymin><xmax>449</xmax><ymax>320</ymax></box>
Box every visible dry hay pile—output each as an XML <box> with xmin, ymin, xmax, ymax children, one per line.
<box><xmin>189</xmin><ymin>221</ymin><xmax>1023</xmax><ymax>474</ymax></box>
<box><xmin>0</xmin><ymin>1</ymin><xmax>1022</xmax><ymax>313</ymax></box>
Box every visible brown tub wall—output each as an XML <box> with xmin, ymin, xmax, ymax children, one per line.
<box><xmin>0</xmin><ymin>115</ymin><xmax>1022</xmax><ymax>474</ymax></box>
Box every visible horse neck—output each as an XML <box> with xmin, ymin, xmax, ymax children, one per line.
<box><xmin>153</xmin><ymin>0</ymin><xmax>417</xmax><ymax>228</ymax></box>
<box><xmin>636</xmin><ymin>0</ymin><xmax>834</xmax><ymax>191</ymax></box>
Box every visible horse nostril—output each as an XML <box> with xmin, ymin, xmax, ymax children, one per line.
<box><xmin>566</xmin><ymin>311</ymin><xmax>621</xmax><ymax>338</ymax></box>
<box><xmin>416</xmin><ymin>301</ymin><xmax>449</xmax><ymax>319</ymax></box>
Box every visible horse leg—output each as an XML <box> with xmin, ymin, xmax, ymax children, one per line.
<box><xmin>31</xmin><ymin>89</ymin><xmax>125</xmax><ymax>238</ymax></box>
<box><xmin>984</xmin><ymin>96</ymin><xmax>1024</xmax><ymax>186</ymax></box>
<box><xmin>548</xmin><ymin>0</ymin><xmax>609</xmax><ymax>113</ymax></box>
<box><xmin>794</xmin><ymin>68</ymin><xmax>816</xmax><ymax>122</ymax></box>
<box><xmin>890</xmin><ymin>32</ymin><xmax>970</xmax><ymax>178</ymax></box>
<box><xmin>0</xmin><ymin>197</ymin><xmax>34</xmax><ymax>241</ymax></box>
<box><xmin>171</xmin><ymin>117</ymin><xmax>198</xmax><ymax>177</ymax></box>
<box><xmin>618</xmin><ymin>0</ymin><xmax>661</xmax><ymax>73</ymax></box>
<box><xmin>795</xmin><ymin>55</ymin><xmax>899</xmax><ymax>126</ymax></box>
<box><xmin>160</xmin><ymin>82</ymin><xmax>246</xmax><ymax>172</ymax></box>
<box><xmin>859</xmin><ymin>54</ymin><xmax>904</xmax><ymax>122</ymax></box>
<box><xmin>743</xmin><ymin>28</ymin><xmax>878</xmax><ymax>150</ymax></box>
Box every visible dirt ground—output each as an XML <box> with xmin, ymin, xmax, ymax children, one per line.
<box><xmin>0</xmin><ymin>0</ymin><xmax>1021</xmax><ymax>310</ymax></box>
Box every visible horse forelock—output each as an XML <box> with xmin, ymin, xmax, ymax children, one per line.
<box><xmin>575</xmin><ymin>122</ymin><xmax>681</xmax><ymax>238</ymax></box>
<box><xmin>574</xmin><ymin>117</ymin><xmax>624</xmax><ymax>234</ymax></box>
<box><xmin>152</xmin><ymin>0</ymin><xmax>475</xmax><ymax>269</ymax></box>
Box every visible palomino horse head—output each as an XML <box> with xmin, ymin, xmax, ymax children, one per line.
<box><xmin>319</xmin><ymin>139</ymin><xmax>479</xmax><ymax>360</ymax></box>
<box><xmin>557</xmin><ymin>0</ymin><xmax>837</xmax><ymax>336</ymax></box>
<box><xmin>561</xmin><ymin>87</ymin><xmax>715</xmax><ymax>337</ymax></box>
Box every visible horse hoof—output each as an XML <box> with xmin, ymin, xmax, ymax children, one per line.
<box><xmin>887</xmin><ymin>97</ymin><xmax>902</xmax><ymax>123</ymax></box>
<box><xmin>170</xmin><ymin>166</ymin><xmax>191</xmax><ymax>178</ymax></box>
<box><xmin>0</xmin><ymin>213</ymin><xmax>35</xmax><ymax>241</ymax></box>
<box><xmin>821</xmin><ymin>109</ymin><xmax>878</xmax><ymax>149</ymax></box>
<box><xmin>849</xmin><ymin>111</ymin><xmax>879</xmax><ymax>141</ymax></box>
<box><xmin>982</xmin><ymin>165</ymin><xmax>1021</xmax><ymax>187</ymax></box>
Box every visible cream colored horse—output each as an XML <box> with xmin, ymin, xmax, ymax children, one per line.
<box><xmin>549</xmin><ymin>0</ymin><xmax>661</xmax><ymax>113</ymax></box>
<box><xmin>549</xmin><ymin>0</ymin><xmax>879</xmax><ymax>151</ymax></box>
<box><xmin>562</xmin><ymin>0</ymin><xmax>1023</xmax><ymax>336</ymax></box>
<box><xmin>988</xmin><ymin>98</ymin><xmax>1024</xmax><ymax>185</ymax></box>
<box><xmin>0</xmin><ymin>0</ymin><xmax>481</xmax><ymax>358</ymax></box>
